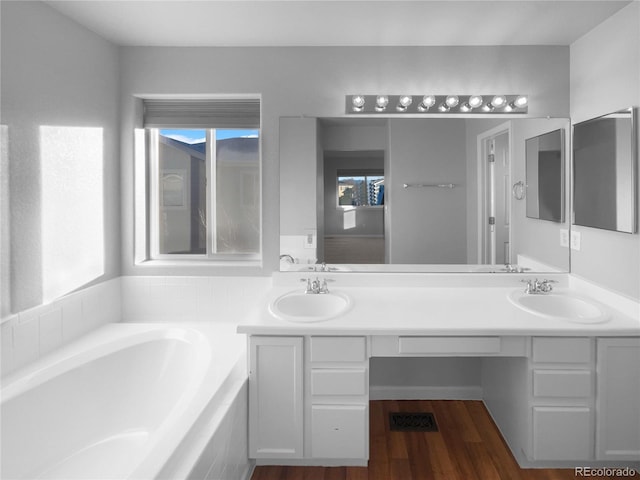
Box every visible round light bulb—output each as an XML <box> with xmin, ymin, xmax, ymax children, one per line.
<box><xmin>445</xmin><ymin>95</ymin><xmax>459</xmax><ymax>108</ymax></box>
<box><xmin>422</xmin><ymin>95</ymin><xmax>436</xmax><ymax>108</ymax></box>
<box><xmin>352</xmin><ymin>95</ymin><xmax>365</xmax><ymax>108</ymax></box>
<box><xmin>460</xmin><ymin>103</ymin><xmax>472</xmax><ymax>112</ymax></box>
<box><xmin>438</xmin><ymin>103</ymin><xmax>450</xmax><ymax>113</ymax></box>
<box><xmin>513</xmin><ymin>95</ymin><xmax>528</xmax><ymax>108</ymax></box>
<box><xmin>399</xmin><ymin>95</ymin><xmax>413</xmax><ymax>107</ymax></box>
<box><xmin>491</xmin><ymin>95</ymin><xmax>507</xmax><ymax>108</ymax></box>
<box><xmin>376</xmin><ymin>95</ymin><xmax>389</xmax><ymax>108</ymax></box>
<box><xmin>468</xmin><ymin>95</ymin><xmax>483</xmax><ymax>108</ymax></box>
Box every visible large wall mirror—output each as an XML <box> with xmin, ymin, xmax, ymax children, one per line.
<box><xmin>526</xmin><ymin>129</ymin><xmax>565</xmax><ymax>223</ymax></box>
<box><xmin>280</xmin><ymin>116</ymin><xmax>571</xmax><ymax>273</ymax></box>
<box><xmin>573</xmin><ymin>107</ymin><xmax>637</xmax><ymax>233</ymax></box>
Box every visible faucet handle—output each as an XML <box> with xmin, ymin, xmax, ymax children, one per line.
<box><xmin>319</xmin><ymin>278</ymin><xmax>335</xmax><ymax>294</ymax></box>
<box><xmin>539</xmin><ymin>279</ymin><xmax>557</xmax><ymax>293</ymax></box>
<box><xmin>300</xmin><ymin>278</ymin><xmax>313</xmax><ymax>293</ymax></box>
<box><xmin>520</xmin><ymin>278</ymin><xmax>534</xmax><ymax>293</ymax></box>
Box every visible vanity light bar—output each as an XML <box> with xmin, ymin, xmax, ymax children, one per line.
<box><xmin>346</xmin><ymin>95</ymin><xmax>528</xmax><ymax>114</ymax></box>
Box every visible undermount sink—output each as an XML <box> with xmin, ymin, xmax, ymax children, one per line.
<box><xmin>269</xmin><ymin>291</ymin><xmax>351</xmax><ymax>323</ymax></box>
<box><xmin>509</xmin><ymin>290</ymin><xmax>610</xmax><ymax>324</ymax></box>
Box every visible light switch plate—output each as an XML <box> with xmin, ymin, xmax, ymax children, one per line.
<box><xmin>560</xmin><ymin>229</ymin><xmax>569</xmax><ymax>248</ymax></box>
<box><xmin>570</xmin><ymin>230</ymin><xmax>581</xmax><ymax>251</ymax></box>
<box><xmin>304</xmin><ymin>229</ymin><xmax>316</xmax><ymax>249</ymax></box>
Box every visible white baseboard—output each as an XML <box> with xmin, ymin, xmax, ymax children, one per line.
<box><xmin>242</xmin><ymin>463</ymin><xmax>255</xmax><ymax>480</ymax></box>
<box><xmin>369</xmin><ymin>385</ymin><xmax>483</xmax><ymax>401</ymax></box>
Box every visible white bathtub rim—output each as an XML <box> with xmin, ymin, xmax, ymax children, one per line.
<box><xmin>1</xmin><ymin>323</ymin><xmax>209</xmax><ymax>402</ymax></box>
<box><xmin>131</xmin><ymin>322</ymin><xmax>245</xmax><ymax>480</ymax></box>
<box><xmin>1</xmin><ymin>322</ymin><xmax>245</xmax><ymax>480</ymax></box>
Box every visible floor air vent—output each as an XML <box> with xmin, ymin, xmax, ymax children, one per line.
<box><xmin>389</xmin><ymin>412</ymin><xmax>438</xmax><ymax>432</ymax></box>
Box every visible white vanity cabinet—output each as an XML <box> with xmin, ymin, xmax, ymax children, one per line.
<box><xmin>249</xmin><ymin>336</ymin><xmax>304</xmax><ymax>459</ymax></box>
<box><xmin>248</xmin><ymin>335</ymin><xmax>369</xmax><ymax>465</ymax></box>
<box><xmin>596</xmin><ymin>338</ymin><xmax>640</xmax><ymax>461</ymax></box>
<box><xmin>246</xmin><ymin>331</ymin><xmax>640</xmax><ymax>468</ymax></box>
<box><xmin>529</xmin><ymin>337</ymin><xmax>595</xmax><ymax>461</ymax></box>
<box><xmin>307</xmin><ymin>336</ymin><xmax>369</xmax><ymax>463</ymax></box>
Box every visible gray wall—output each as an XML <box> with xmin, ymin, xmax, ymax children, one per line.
<box><xmin>570</xmin><ymin>2</ymin><xmax>640</xmax><ymax>299</ymax></box>
<box><xmin>279</xmin><ymin>117</ymin><xmax>318</xmax><ymax>236</ymax></box>
<box><xmin>387</xmin><ymin>119</ymin><xmax>468</xmax><ymax>264</ymax></box>
<box><xmin>1</xmin><ymin>1</ymin><xmax>121</xmax><ymax>313</ymax></box>
<box><xmin>511</xmin><ymin>118</ymin><xmax>571</xmax><ymax>271</ymax></box>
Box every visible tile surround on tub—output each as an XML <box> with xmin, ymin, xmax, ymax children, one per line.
<box><xmin>0</xmin><ymin>278</ymin><xmax>122</xmax><ymax>377</ymax></box>
<box><xmin>120</xmin><ymin>275</ymin><xmax>272</xmax><ymax>323</ymax></box>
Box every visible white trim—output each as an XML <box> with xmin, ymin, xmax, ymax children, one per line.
<box><xmin>369</xmin><ymin>385</ymin><xmax>483</xmax><ymax>401</ymax></box>
<box><xmin>476</xmin><ymin>121</ymin><xmax>512</xmax><ymax>264</ymax></box>
<box><xmin>149</xmin><ymin>129</ymin><xmax>161</xmax><ymax>259</ymax></box>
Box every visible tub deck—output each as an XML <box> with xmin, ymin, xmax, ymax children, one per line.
<box><xmin>1</xmin><ymin>322</ymin><xmax>246</xmax><ymax>480</ymax></box>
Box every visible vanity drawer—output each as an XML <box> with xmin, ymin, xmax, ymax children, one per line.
<box><xmin>532</xmin><ymin>337</ymin><xmax>592</xmax><ymax>364</ymax></box>
<box><xmin>311</xmin><ymin>368</ymin><xmax>367</xmax><ymax>396</ymax></box>
<box><xmin>310</xmin><ymin>337</ymin><xmax>366</xmax><ymax>363</ymax></box>
<box><xmin>533</xmin><ymin>369</ymin><xmax>592</xmax><ymax>398</ymax></box>
<box><xmin>398</xmin><ymin>336</ymin><xmax>501</xmax><ymax>355</ymax></box>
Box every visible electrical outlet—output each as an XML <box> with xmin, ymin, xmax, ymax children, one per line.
<box><xmin>560</xmin><ymin>229</ymin><xmax>569</xmax><ymax>248</ymax></box>
<box><xmin>570</xmin><ymin>230</ymin><xmax>581</xmax><ymax>251</ymax></box>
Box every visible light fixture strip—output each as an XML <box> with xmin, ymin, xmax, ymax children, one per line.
<box><xmin>347</xmin><ymin>95</ymin><xmax>528</xmax><ymax>114</ymax></box>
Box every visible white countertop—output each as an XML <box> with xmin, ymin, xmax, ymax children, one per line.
<box><xmin>237</xmin><ymin>281</ymin><xmax>640</xmax><ymax>337</ymax></box>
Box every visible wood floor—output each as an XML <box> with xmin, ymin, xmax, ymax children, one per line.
<box><xmin>251</xmin><ymin>400</ymin><xmax>618</xmax><ymax>480</ymax></box>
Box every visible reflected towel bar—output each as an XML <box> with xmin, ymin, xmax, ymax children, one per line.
<box><xmin>403</xmin><ymin>183</ymin><xmax>456</xmax><ymax>189</ymax></box>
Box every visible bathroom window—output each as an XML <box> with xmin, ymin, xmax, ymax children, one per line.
<box><xmin>137</xmin><ymin>98</ymin><xmax>261</xmax><ymax>263</ymax></box>
<box><xmin>337</xmin><ymin>171</ymin><xmax>384</xmax><ymax>207</ymax></box>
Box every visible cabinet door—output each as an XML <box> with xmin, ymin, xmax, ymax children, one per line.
<box><xmin>249</xmin><ymin>336</ymin><xmax>304</xmax><ymax>459</ymax></box>
<box><xmin>311</xmin><ymin>405</ymin><xmax>368</xmax><ymax>459</ymax></box>
<box><xmin>596</xmin><ymin>338</ymin><xmax>640</xmax><ymax>461</ymax></box>
<box><xmin>532</xmin><ymin>406</ymin><xmax>592</xmax><ymax>460</ymax></box>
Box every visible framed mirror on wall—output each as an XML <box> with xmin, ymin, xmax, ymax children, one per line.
<box><xmin>525</xmin><ymin>129</ymin><xmax>565</xmax><ymax>223</ymax></box>
<box><xmin>279</xmin><ymin>116</ymin><xmax>572</xmax><ymax>273</ymax></box>
<box><xmin>573</xmin><ymin>107</ymin><xmax>637</xmax><ymax>234</ymax></box>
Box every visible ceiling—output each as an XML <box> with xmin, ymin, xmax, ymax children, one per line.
<box><xmin>44</xmin><ymin>0</ymin><xmax>633</xmax><ymax>47</ymax></box>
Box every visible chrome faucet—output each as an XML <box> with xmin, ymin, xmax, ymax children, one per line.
<box><xmin>521</xmin><ymin>278</ymin><xmax>556</xmax><ymax>294</ymax></box>
<box><xmin>280</xmin><ymin>254</ymin><xmax>295</xmax><ymax>264</ymax></box>
<box><xmin>504</xmin><ymin>264</ymin><xmax>530</xmax><ymax>273</ymax></box>
<box><xmin>301</xmin><ymin>277</ymin><xmax>331</xmax><ymax>294</ymax></box>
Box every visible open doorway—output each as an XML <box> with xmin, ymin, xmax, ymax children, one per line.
<box><xmin>478</xmin><ymin>123</ymin><xmax>511</xmax><ymax>265</ymax></box>
<box><xmin>322</xmin><ymin>150</ymin><xmax>385</xmax><ymax>264</ymax></box>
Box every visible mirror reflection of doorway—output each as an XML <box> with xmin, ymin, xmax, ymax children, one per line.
<box><xmin>479</xmin><ymin>128</ymin><xmax>511</xmax><ymax>265</ymax></box>
<box><xmin>322</xmin><ymin>150</ymin><xmax>385</xmax><ymax>264</ymax></box>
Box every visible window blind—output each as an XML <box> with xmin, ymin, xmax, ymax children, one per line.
<box><xmin>143</xmin><ymin>98</ymin><xmax>260</xmax><ymax>129</ymax></box>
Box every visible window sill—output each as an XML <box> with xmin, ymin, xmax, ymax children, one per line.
<box><xmin>135</xmin><ymin>258</ymin><xmax>262</xmax><ymax>269</ymax></box>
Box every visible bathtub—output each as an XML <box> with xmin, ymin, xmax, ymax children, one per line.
<box><xmin>1</xmin><ymin>322</ymin><xmax>247</xmax><ymax>480</ymax></box>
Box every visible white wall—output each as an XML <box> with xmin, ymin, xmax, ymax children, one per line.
<box><xmin>0</xmin><ymin>1</ymin><xmax>121</xmax><ymax>313</ymax></box>
<box><xmin>119</xmin><ymin>45</ymin><xmax>570</xmax><ymax>275</ymax></box>
<box><xmin>570</xmin><ymin>2</ymin><xmax>640</xmax><ymax>299</ymax></box>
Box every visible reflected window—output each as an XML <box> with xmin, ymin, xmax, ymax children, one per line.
<box><xmin>337</xmin><ymin>173</ymin><xmax>384</xmax><ymax>207</ymax></box>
